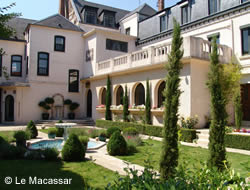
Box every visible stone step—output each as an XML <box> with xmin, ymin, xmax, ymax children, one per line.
<box><xmin>196</xmin><ymin>129</ymin><xmax>210</xmax><ymax>134</ymax></box>
<box><xmin>197</xmin><ymin>139</ymin><xmax>209</xmax><ymax>145</ymax></box>
<box><xmin>197</xmin><ymin>133</ymin><xmax>209</xmax><ymax>140</ymax></box>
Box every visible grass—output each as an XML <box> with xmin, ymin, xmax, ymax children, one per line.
<box><xmin>0</xmin><ymin>131</ymin><xmax>15</xmax><ymax>143</ymax></box>
<box><xmin>0</xmin><ymin>160</ymin><xmax>118</xmax><ymax>190</ymax></box>
<box><xmin>117</xmin><ymin>139</ymin><xmax>250</xmax><ymax>178</ymax></box>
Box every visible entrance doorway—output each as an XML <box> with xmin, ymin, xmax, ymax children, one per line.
<box><xmin>5</xmin><ymin>95</ymin><xmax>14</xmax><ymax>122</ymax></box>
<box><xmin>241</xmin><ymin>84</ymin><xmax>250</xmax><ymax>121</ymax></box>
<box><xmin>87</xmin><ymin>90</ymin><xmax>92</xmax><ymax>118</ymax></box>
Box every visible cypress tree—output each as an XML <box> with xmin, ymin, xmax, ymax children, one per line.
<box><xmin>160</xmin><ymin>19</ymin><xmax>183</xmax><ymax>179</ymax></box>
<box><xmin>145</xmin><ymin>79</ymin><xmax>152</xmax><ymax>124</ymax></box>
<box><xmin>105</xmin><ymin>75</ymin><xmax>112</xmax><ymax>120</ymax></box>
<box><xmin>234</xmin><ymin>92</ymin><xmax>242</xmax><ymax>130</ymax></box>
<box><xmin>207</xmin><ymin>37</ymin><xmax>227</xmax><ymax>170</ymax></box>
<box><xmin>123</xmin><ymin>85</ymin><xmax>129</xmax><ymax>122</ymax></box>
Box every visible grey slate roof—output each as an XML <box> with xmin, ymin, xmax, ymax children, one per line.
<box><xmin>120</xmin><ymin>3</ymin><xmax>156</xmax><ymax>22</ymax></box>
<box><xmin>7</xmin><ymin>17</ymin><xmax>36</xmax><ymax>40</ymax></box>
<box><xmin>32</xmin><ymin>14</ymin><xmax>83</xmax><ymax>32</ymax></box>
<box><xmin>73</xmin><ymin>0</ymin><xmax>130</xmax><ymax>24</ymax></box>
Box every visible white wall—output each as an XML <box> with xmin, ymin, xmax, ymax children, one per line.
<box><xmin>120</xmin><ymin>13</ymin><xmax>138</xmax><ymax>37</ymax></box>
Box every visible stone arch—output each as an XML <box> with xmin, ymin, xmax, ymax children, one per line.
<box><xmin>132</xmin><ymin>82</ymin><xmax>145</xmax><ymax>106</ymax></box>
<box><xmin>114</xmin><ymin>85</ymin><xmax>124</xmax><ymax>105</ymax></box>
<box><xmin>99</xmin><ymin>87</ymin><xmax>107</xmax><ymax>105</ymax></box>
<box><xmin>154</xmin><ymin>80</ymin><xmax>166</xmax><ymax>108</ymax></box>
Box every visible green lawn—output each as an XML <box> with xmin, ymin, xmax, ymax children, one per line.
<box><xmin>0</xmin><ymin>131</ymin><xmax>15</xmax><ymax>143</ymax></box>
<box><xmin>117</xmin><ymin>139</ymin><xmax>250</xmax><ymax>178</ymax></box>
<box><xmin>0</xmin><ymin>160</ymin><xmax>117</xmax><ymax>190</ymax></box>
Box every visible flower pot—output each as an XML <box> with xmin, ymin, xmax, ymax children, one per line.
<box><xmin>42</xmin><ymin>113</ymin><xmax>49</xmax><ymax>120</ymax></box>
<box><xmin>98</xmin><ymin>136</ymin><xmax>106</xmax><ymax>142</ymax></box>
<box><xmin>48</xmin><ymin>133</ymin><xmax>56</xmax><ymax>139</ymax></box>
<box><xmin>68</xmin><ymin>113</ymin><xmax>75</xmax><ymax>120</ymax></box>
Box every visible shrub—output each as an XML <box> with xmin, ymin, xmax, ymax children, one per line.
<box><xmin>79</xmin><ymin>136</ymin><xmax>89</xmax><ymax>148</ymax></box>
<box><xmin>62</xmin><ymin>134</ymin><xmax>85</xmax><ymax>161</ymax></box>
<box><xmin>26</xmin><ymin>120</ymin><xmax>38</xmax><ymax>139</ymax></box>
<box><xmin>56</xmin><ymin>128</ymin><xmax>64</xmax><ymax>137</ymax></box>
<box><xmin>107</xmin><ymin>127</ymin><xmax>121</xmax><ymax>138</ymax></box>
<box><xmin>0</xmin><ymin>142</ymin><xmax>26</xmax><ymax>160</ymax></box>
<box><xmin>25</xmin><ymin>151</ymin><xmax>42</xmax><ymax>160</ymax></box>
<box><xmin>127</xmin><ymin>142</ymin><xmax>137</xmax><ymax>155</ymax></box>
<box><xmin>88</xmin><ymin>129</ymin><xmax>100</xmax><ymax>138</ymax></box>
<box><xmin>58</xmin><ymin>120</ymin><xmax>63</xmax><ymax>123</ymax></box>
<box><xmin>69</xmin><ymin>102</ymin><xmax>79</xmax><ymax>111</ymax></box>
<box><xmin>180</xmin><ymin>129</ymin><xmax>197</xmax><ymax>143</ymax></box>
<box><xmin>69</xmin><ymin>128</ymin><xmax>88</xmax><ymax>137</ymax></box>
<box><xmin>45</xmin><ymin>97</ymin><xmax>54</xmax><ymax>104</ymax></box>
<box><xmin>41</xmin><ymin>148</ymin><xmax>59</xmax><ymax>161</ymax></box>
<box><xmin>99</xmin><ymin>131</ymin><xmax>106</xmax><ymax>138</ymax></box>
<box><xmin>48</xmin><ymin>128</ymin><xmax>57</xmax><ymax>135</ymax></box>
<box><xmin>107</xmin><ymin>131</ymin><xmax>127</xmax><ymax>156</ymax></box>
<box><xmin>225</xmin><ymin>134</ymin><xmax>250</xmax><ymax>150</ymax></box>
<box><xmin>13</xmin><ymin>131</ymin><xmax>30</xmax><ymax>147</ymax></box>
<box><xmin>96</xmin><ymin>120</ymin><xmax>163</xmax><ymax>137</ymax></box>
<box><xmin>124</xmin><ymin>135</ymin><xmax>142</xmax><ymax>146</ymax></box>
<box><xmin>180</xmin><ymin>116</ymin><xmax>199</xmax><ymax>129</ymax></box>
<box><xmin>64</xmin><ymin>99</ymin><xmax>72</xmax><ymax>105</ymax></box>
<box><xmin>123</xmin><ymin>127</ymin><xmax>139</xmax><ymax>136</ymax></box>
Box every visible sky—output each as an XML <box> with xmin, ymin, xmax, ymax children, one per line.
<box><xmin>1</xmin><ymin>0</ymin><xmax>179</xmax><ymax>20</ymax></box>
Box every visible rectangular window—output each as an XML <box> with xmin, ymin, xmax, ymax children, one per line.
<box><xmin>26</xmin><ymin>56</ymin><xmax>29</xmax><ymax>75</ymax></box>
<box><xmin>125</xmin><ymin>27</ymin><xmax>130</xmax><ymax>35</ymax></box>
<box><xmin>69</xmin><ymin>69</ymin><xmax>79</xmax><ymax>93</ymax></box>
<box><xmin>160</xmin><ymin>15</ymin><xmax>166</xmax><ymax>32</ymax></box>
<box><xmin>181</xmin><ymin>5</ymin><xmax>189</xmax><ymax>25</ymax></box>
<box><xmin>85</xmin><ymin>11</ymin><xmax>97</xmax><ymax>24</ymax></box>
<box><xmin>86</xmin><ymin>49</ymin><xmax>94</xmax><ymax>62</ymax></box>
<box><xmin>208</xmin><ymin>34</ymin><xmax>220</xmax><ymax>44</ymax></box>
<box><xmin>0</xmin><ymin>55</ymin><xmax>2</xmax><ymax>77</ymax></box>
<box><xmin>209</xmin><ymin>0</ymin><xmax>219</xmax><ymax>15</ymax></box>
<box><xmin>54</xmin><ymin>36</ymin><xmax>65</xmax><ymax>52</ymax></box>
<box><xmin>11</xmin><ymin>55</ymin><xmax>22</xmax><ymax>77</ymax></box>
<box><xmin>37</xmin><ymin>52</ymin><xmax>49</xmax><ymax>76</ymax></box>
<box><xmin>106</xmin><ymin>39</ymin><xmax>128</xmax><ymax>53</ymax></box>
<box><xmin>104</xmin><ymin>15</ymin><xmax>115</xmax><ymax>28</ymax></box>
<box><xmin>241</xmin><ymin>27</ymin><xmax>250</xmax><ymax>55</ymax></box>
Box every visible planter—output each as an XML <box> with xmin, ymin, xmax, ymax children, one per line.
<box><xmin>99</xmin><ymin>136</ymin><xmax>106</xmax><ymax>142</ymax></box>
<box><xmin>68</xmin><ymin>113</ymin><xmax>75</xmax><ymax>120</ymax></box>
<box><xmin>48</xmin><ymin>133</ymin><xmax>56</xmax><ymax>139</ymax></box>
<box><xmin>42</xmin><ymin>113</ymin><xmax>49</xmax><ymax>120</ymax></box>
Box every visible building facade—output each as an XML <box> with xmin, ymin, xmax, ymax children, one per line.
<box><xmin>0</xmin><ymin>0</ymin><xmax>250</xmax><ymax>127</ymax></box>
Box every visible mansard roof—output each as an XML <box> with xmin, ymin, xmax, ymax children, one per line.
<box><xmin>32</xmin><ymin>14</ymin><xmax>83</xmax><ymax>32</ymax></box>
<box><xmin>73</xmin><ymin>0</ymin><xmax>130</xmax><ymax>24</ymax></box>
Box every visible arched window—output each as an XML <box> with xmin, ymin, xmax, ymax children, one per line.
<box><xmin>135</xmin><ymin>83</ymin><xmax>145</xmax><ymax>106</ymax></box>
<box><xmin>116</xmin><ymin>86</ymin><xmax>124</xmax><ymax>105</ymax></box>
<box><xmin>101</xmin><ymin>88</ymin><xmax>106</xmax><ymax>105</ymax></box>
<box><xmin>158</xmin><ymin>81</ymin><xmax>166</xmax><ymax>108</ymax></box>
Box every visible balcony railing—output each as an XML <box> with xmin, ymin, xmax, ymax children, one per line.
<box><xmin>96</xmin><ymin>36</ymin><xmax>232</xmax><ymax>75</ymax></box>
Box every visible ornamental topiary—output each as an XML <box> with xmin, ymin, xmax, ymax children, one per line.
<box><xmin>61</xmin><ymin>134</ymin><xmax>85</xmax><ymax>161</ymax></box>
<box><xmin>107</xmin><ymin>131</ymin><xmax>127</xmax><ymax>156</ymax></box>
<box><xmin>13</xmin><ymin>130</ymin><xmax>30</xmax><ymax>147</ymax></box>
<box><xmin>26</xmin><ymin>120</ymin><xmax>38</xmax><ymax>139</ymax></box>
<box><xmin>107</xmin><ymin>127</ymin><xmax>121</xmax><ymax>138</ymax></box>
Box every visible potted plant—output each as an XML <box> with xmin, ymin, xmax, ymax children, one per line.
<box><xmin>68</xmin><ymin>102</ymin><xmax>79</xmax><ymax>119</ymax></box>
<box><xmin>48</xmin><ymin>128</ymin><xmax>57</xmax><ymax>139</ymax></box>
<box><xmin>99</xmin><ymin>132</ymin><xmax>107</xmax><ymax>142</ymax></box>
<box><xmin>38</xmin><ymin>101</ymin><xmax>51</xmax><ymax>120</ymax></box>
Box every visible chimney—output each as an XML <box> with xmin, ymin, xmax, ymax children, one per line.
<box><xmin>158</xmin><ymin>0</ymin><xmax>165</xmax><ymax>11</ymax></box>
<box><xmin>59</xmin><ymin>0</ymin><xmax>65</xmax><ymax>16</ymax></box>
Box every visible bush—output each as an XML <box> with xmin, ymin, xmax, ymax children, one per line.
<box><xmin>127</xmin><ymin>142</ymin><xmax>137</xmax><ymax>155</ymax></box>
<box><xmin>225</xmin><ymin>134</ymin><xmax>250</xmax><ymax>150</ymax></box>
<box><xmin>69</xmin><ymin>128</ymin><xmax>88</xmax><ymax>137</ymax></box>
<box><xmin>25</xmin><ymin>151</ymin><xmax>42</xmax><ymax>160</ymax></box>
<box><xmin>41</xmin><ymin>148</ymin><xmax>59</xmax><ymax>161</ymax></box>
<box><xmin>107</xmin><ymin>127</ymin><xmax>121</xmax><ymax>138</ymax></box>
<box><xmin>79</xmin><ymin>136</ymin><xmax>89</xmax><ymax>148</ymax></box>
<box><xmin>48</xmin><ymin>128</ymin><xmax>57</xmax><ymax>135</ymax></box>
<box><xmin>45</xmin><ymin>97</ymin><xmax>54</xmax><ymax>104</ymax></box>
<box><xmin>64</xmin><ymin>99</ymin><xmax>72</xmax><ymax>105</ymax></box>
<box><xmin>0</xmin><ymin>143</ymin><xmax>26</xmax><ymax>160</ymax></box>
<box><xmin>26</xmin><ymin>120</ymin><xmax>38</xmax><ymax>139</ymax></box>
<box><xmin>107</xmin><ymin>131</ymin><xmax>127</xmax><ymax>156</ymax></box>
<box><xmin>96</xmin><ymin>120</ymin><xmax>163</xmax><ymax>137</ymax></box>
<box><xmin>123</xmin><ymin>127</ymin><xmax>139</xmax><ymax>136</ymax></box>
<box><xmin>61</xmin><ymin>134</ymin><xmax>85</xmax><ymax>161</ymax></box>
<box><xmin>88</xmin><ymin>129</ymin><xmax>100</xmax><ymax>138</ymax></box>
<box><xmin>124</xmin><ymin>135</ymin><xmax>142</xmax><ymax>146</ymax></box>
<box><xmin>14</xmin><ymin>131</ymin><xmax>30</xmax><ymax>147</ymax></box>
<box><xmin>69</xmin><ymin>102</ymin><xmax>79</xmax><ymax>111</ymax></box>
<box><xmin>56</xmin><ymin>128</ymin><xmax>64</xmax><ymax>137</ymax></box>
<box><xmin>180</xmin><ymin>116</ymin><xmax>199</xmax><ymax>129</ymax></box>
<box><xmin>180</xmin><ymin>129</ymin><xmax>197</xmax><ymax>143</ymax></box>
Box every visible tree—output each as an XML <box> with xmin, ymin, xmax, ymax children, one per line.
<box><xmin>145</xmin><ymin>79</ymin><xmax>151</xmax><ymax>124</ymax></box>
<box><xmin>105</xmin><ymin>75</ymin><xmax>112</xmax><ymax>120</ymax></box>
<box><xmin>160</xmin><ymin>18</ymin><xmax>183</xmax><ymax>179</ymax></box>
<box><xmin>207</xmin><ymin>37</ymin><xmax>227</xmax><ymax>170</ymax></box>
<box><xmin>123</xmin><ymin>85</ymin><xmax>129</xmax><ymax>122</ymax></box>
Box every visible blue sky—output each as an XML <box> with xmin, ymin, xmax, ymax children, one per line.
<box><xmin>1</xmin><ymin>0</ymin><xmax>179</xmax><ymax>20</ymax></box>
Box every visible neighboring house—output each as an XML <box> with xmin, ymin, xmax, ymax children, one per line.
<box><xmin>0</xmin><ymin>0</ymin><xmax>249</xmax><ymax>128</ymax></box>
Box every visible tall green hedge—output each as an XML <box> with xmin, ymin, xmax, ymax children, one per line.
<box><xmin>96</xmin><ymin>120</ymin><xmax>163</xmax><ymax>137</ymax></box>
<box><xmin>225</xmin><ymin>134</ymin><xmax>250</xmax><ymax>151</ymax></box>
<box><xmin>180</xmin><ymin>129</ymin><xmax>197</xmax><ymax>143</ymax></box>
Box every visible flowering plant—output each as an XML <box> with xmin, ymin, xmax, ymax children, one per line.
<box><xmin>96</xmin><ymin>104</ymin><xmax>105</xmax><ymax>108</ymax></box>
<box><xmin>180</xmin><ymin>115</ymin><xmax>199</xmax><ymax>129</ymax></box>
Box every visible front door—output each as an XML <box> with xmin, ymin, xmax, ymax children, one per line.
<box><xmin>5</xmin><ymin>95</ymin><xmax>14</xmax><ymax>122</ymax></box>
<box><xmin>87</xmin><ymin>90</ymin><xmax>92</xmax><ymax>118</ymax></box>
<box><xmin>241</xmin><ymin>84</ymin><xmax>250</xmax><ymax>121</ymax></box>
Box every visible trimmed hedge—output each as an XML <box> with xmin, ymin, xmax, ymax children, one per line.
<box><xmin>96</xmin><ymin>120</ymin><xmax>163</xmax><ymax>137</ymax></box>
<box><xmin>180</xmin><ymin>129</ymin><xmax>197</xmax><ymax>143</ymax></box>
<box><xmin>225</xmin><ymin>134</ymin><xmax>250</xmax><ymax>151</ymax></box>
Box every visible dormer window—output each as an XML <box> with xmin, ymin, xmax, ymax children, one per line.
<box><xmin>160</xmin><ymin>15</ymin><xmax>166</xmax><ymax>32</ymax></box>
<box><xmin>181</xmin><ymin>5</ymin><xmax>189</xmax><ymax>25</ymax></box>
<box><xmin>104</xmin><ymin>14</ymin><xmax>115</xmax><ymax>28</ymax></box>
<box><xmin>85</xmin><ymin>10</ymin><xmax>97</xmax><ymax>24</ymax></box>
<box><xmin>208</xmin><ymin>0</ymin><xmax>220</xmax><ymax>15</ymax></box>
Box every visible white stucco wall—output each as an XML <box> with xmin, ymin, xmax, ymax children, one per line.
<box><xmin>119</xmin><ymin>14</ymin><xmax>138</xmax><ymax>37</ymax></box>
